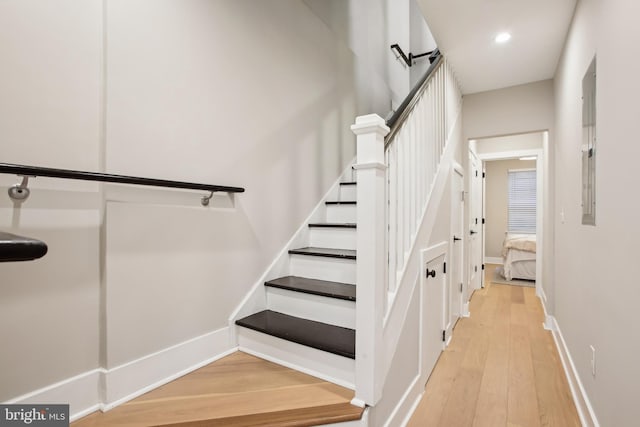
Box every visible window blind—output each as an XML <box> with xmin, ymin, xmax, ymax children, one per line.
<box><xmin>508</xmin><ymin>170</ymin><xmax>536</xmax><ymax>233</ymax></box>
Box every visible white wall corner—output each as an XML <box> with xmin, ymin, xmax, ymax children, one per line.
<box><xmin>549</xmin><ymin>317</ymin><xmax>600</xmax><ymax>427</ymax></box>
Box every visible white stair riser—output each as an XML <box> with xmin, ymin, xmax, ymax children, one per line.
<box><xmin>238</xmin><ymin>328</ymin><xmax>355</xmax><ymax>389</ymax></box>
<box><xmin>289</xmin><ymin>255</ymin><xmax>356</xmax><ymax>284</ymax></box>
<box><xmin>309</xmin><ymin>228</ymin><xmax>356</xmax><ymax>250</ymax></box>
<box><xmin>339</xmin><ymin>186</ymin><xmax>357</xmax><ymax>201</ymax></box>
<box><xmin>326</xmin><ymin>205</ymin><xmax>357</xmax><ymax>223</ymax></box>
<box><xmin>266</xmin><ymin>287</ymin><xmax>355</xmax><ymax>329</ymax></box>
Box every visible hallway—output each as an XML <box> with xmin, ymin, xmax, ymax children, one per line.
<box><xmin>408</xmin><ymin>265</ymin><xmax>580</xmax><ymax>426</ymax></box>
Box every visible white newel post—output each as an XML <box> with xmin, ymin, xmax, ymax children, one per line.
<box><xmin>351</xmin><ymin>114</ymin><xmax>389</xmax><ymax>406</ymax></box>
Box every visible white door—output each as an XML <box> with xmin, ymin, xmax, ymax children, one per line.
<box><xmin>421</xmin><ymin>254</ymin><xmax>445</xmax><ymax>384</ymax></box>
<box><xmin>448</xmin><ymin>168</ymin><xmax>464</xmax><ymax>334</ymax></box>
<box><xmin>469</xmin><ymin>151</ymin><xmax>483</xmax><ymax>292</ymax></box>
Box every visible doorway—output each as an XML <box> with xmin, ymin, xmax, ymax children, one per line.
<box><xmin>467</xmin><ymin>131</ymin><xmax>546</xmax><ymax>301</ymax></box>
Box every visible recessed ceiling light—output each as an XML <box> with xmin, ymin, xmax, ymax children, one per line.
<box><xmin>495</xmin><ymin>32</ymin><xmax>511</xmax><ymax>44</ymax></box>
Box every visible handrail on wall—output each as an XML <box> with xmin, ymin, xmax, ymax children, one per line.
<box><xmin>385</xmin><ymin>49</ymin><xmax>443</xmax><ymax>147</ymax></box>
<box><xmin>0</xmin><ymin>163</ymin><xmax>245</xmax><ymax>206</ymax></box>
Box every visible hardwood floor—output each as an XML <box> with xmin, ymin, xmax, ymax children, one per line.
<box><xmin>408</xmin><ymin>264</ymin><xmax>580</xmax><ymax>427</ymax></box>
<box><xmin>72</xmin><ymin>352</ymin><xmax>362</xmax><ymax>427</ymax></box>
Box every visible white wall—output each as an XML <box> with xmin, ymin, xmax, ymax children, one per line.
<box><xmin>462</xmin><ymin>80</ymin><xmax>555</xmax><ymax>311</ymax></box>
<box><xmin>553</xmin><ymin>0</ymin><xmax>640</xmax><ymax>424</ymax></box>
<box><xmin>484</xmin><ymin>159</ymin><xmax>536</xmax><ymax>258</ymax></box>
<box><xmin>0</xmin><ymin>0</ymin><xmax>102</xmax><ymax>399</ymax></box>
<box><xmin>0</xmin><ymin>0</ymin><xmax>414</xmax><ymax>406</ymax></box>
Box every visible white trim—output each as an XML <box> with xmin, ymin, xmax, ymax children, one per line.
<box><xmin>477</xmin><ymin>148</ymin><xmax>540</xmax><ymax>161</ymax></box>
<box><xmin>5</xmin><ymin>327</ymin><xmax>234</xmax><ymax>421</ymax></box>
<box><xmin>546</xmin><ymin>316</ymin><xmax>600</xmax><ymax>427</ymax></box>
<box><xmin>350</xmin><ymin>398</ymin><xmax>366</xmax><ymax>408</ymax></box>
<box><xmin>352</xmin><ymin>162</ymin><xmax>387</xmax><ymax>171</ymax></box>
<box><xmin>484</xmin><ymin>256</ymin><xmax>503</xmax><ymax>265</ymax></box>
<box><xmin>461</xmin><ymin>302</ymin><xmax>470</xmax><ymax>317</ymax></box>
<box><xmin>102</xmin><ymin>327</ymin><xmax>235</xmax><ymax>410</ymax></box>
<box><xmin>5</xmin><ymin>369</ymin><xmax>102</xmax><ymax>422</ymax></box>
<box><xmin>382</xmin><ymin>373</ymin><xmax>423</xmax><ymax>427</ymax></box>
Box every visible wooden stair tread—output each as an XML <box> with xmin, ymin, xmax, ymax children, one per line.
<box><xmin>308</xmin><ymin>222</ymin><xmax>356</xmax><ymax>229</ymax></box>
<box><xmin>236</xmin><ymin>310</ymin><xmax>355</xmax><ymax>358</ymax></box>
<box><xmin>288</xmin><ymin>247</ymin><xmax>356</xmax><ymax>260</ymax></box>
<box><xmin>265</xmin><ymin>276</ymin><xmax>356</xmax><ymax>301</ymax></box>
<box><xmin>71</xmin><ymin>352</ymin><xmax>363</xmax><ymax>427</ymax></box>
<box><xmin>0</xmin><ymin>231</ymin><xmax>48</xmax><ymax>262</ymax></box>
<box><xmin>325</xmin><ymin>201</ymin><xmax>356</xmax><ymax>205</ymax></box>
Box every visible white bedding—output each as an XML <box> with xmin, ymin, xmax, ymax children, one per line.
<box><xmin>502</xmin><ymin>234</ymin><xmax>536</xmax><ymax>281</ymax></box>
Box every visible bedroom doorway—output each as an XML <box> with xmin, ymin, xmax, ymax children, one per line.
<box><xmin>468</xmin><ymin>131</ymin><xmax>546</xmax><ymax>301</ymax></box>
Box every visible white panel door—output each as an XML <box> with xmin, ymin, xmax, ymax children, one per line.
<box><xmin>448</xmin><ymin>169</ymin><xmax>464</xmax><ymax>333</ymax></box>
<box><xmin>469</xmin><ymin>151</ymin><xmax>483</xmax><ymax>292</ymax></box>
<box><xmin>421</xmin><ymin>254</ymin><xmax>445</xmax><ymax>384</ymax></box>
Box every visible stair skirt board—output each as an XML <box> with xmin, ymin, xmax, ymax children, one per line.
<box><xmin>266</xmin><ymin>287</ymin><xmax>356</xmax><ymax>329</ymax></box>
<box><xmin>289</xmin><ymin>255</ymin><xmax>356</xmax><ymax>284</ymax></box>
<box><xmin>309</xmin><ymin>227</ymin><xmax>357</xmax><ymax>250</ymax></box>
<box><xmin>326</xmin><ymin>204</ymin><xmax>357</xmax><ymax>223</ymax></box>
<box><xmin>238</xmin><ymin>328</ymin><xmax>355</xmax><ymax>389</ymax></box>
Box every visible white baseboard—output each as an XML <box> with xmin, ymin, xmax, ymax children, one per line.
<box><xmin>545</xmin><ymin>315</ymin><xmax>600</xmax><ymax>427</ymax></box>
<box><xmin>6</xmin><ymin>327</ymin><xmax>235</xmax><ymax>422</ymax></box>
<box><xmin>103</xmin><ymin>327</ymin><xmax>235</xmax><ymax>410</ymax></box>
<box><xmin>6</xmin><ymin>369</ymin><xmax>102</xmax><ymax>422</ymax></box>
<box><xmin>461</xmin><ymin>302</ymin><xmax>470</xmax><ymax>317</ymax></box>
<box><xmin>484</xmin><ymin>257</ymin><xmax>503</xmax><ymax>265</ymax></box>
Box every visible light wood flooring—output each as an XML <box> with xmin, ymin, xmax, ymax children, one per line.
<box><xmin>408</xmin><ymin>264</ymin><xmax>581</xmax><ymax>427</ymax></box>
<box><xmin>72</xmin><ymin>351</ymin><xmax>363</xmax><ymax>427</ymax></box>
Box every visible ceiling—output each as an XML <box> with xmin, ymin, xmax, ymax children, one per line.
<box><xmin>417</xmin><ymin>0</ymin><xmax>577</xmax><ymax>94</ymax></box>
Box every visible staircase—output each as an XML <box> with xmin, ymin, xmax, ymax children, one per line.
<box><xmin>235</xmin><ymin>179</ymin><xmax>359</xmax><ymax>387</ymax></box>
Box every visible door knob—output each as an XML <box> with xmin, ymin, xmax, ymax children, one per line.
<box><xmin>453</xmin><ymin>236</ymin><xmax>462</xmax><ymax>242</ymax></box>
<box><xmin>426</xmin><ymin>268</ymin><xmax>436</xmax><ymax>278</ymax></box>
<box><xmin>470</xmin><ymin>230</ymin><xmax>478</xmax><ymax>235</ymax></box>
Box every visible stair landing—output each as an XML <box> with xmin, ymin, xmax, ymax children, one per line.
<box><xmin>72</xmin><ymin>352</ymin><xmax>363</xmax><ymax>427</ymax></box>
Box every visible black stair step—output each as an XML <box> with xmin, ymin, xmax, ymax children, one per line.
<box><xmin>340</xmin><ymin>181</ymin><xmax>357</xmax><ymax>186</ymax></box>
<box><xmin>236</xmin><ymin>310</ymin><xmax>355</xmax><ymax>359</ymax></box>
<box><xmin>326</xmin><ymin>201</ymin><xmax>356</xmax><ymax>205</ymax></box>
<box><xmin>288</xmin><ymin>247</ymin><xmax>356</xmax><ymax>260</ymax></box>
<box><xmin>265</xmin><ymin>276</ymin><xmax>356</xmax><ymax>301</ymax></box>
<box><xmin>308</xmin><ymin>223</ymin><xmax>356</xmax><ymax>229</ymax></box>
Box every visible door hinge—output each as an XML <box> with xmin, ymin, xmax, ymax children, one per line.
<box><xmin>461</xmin><ymin>191</ymin><xmax>465</xmax><ymax>201</ymax></box>
<box><xmin>475</xmin><ymin>170</ymin><xmax>478</xmax><ymax>177</ymax></box>
<box><xmin>482</xmin><ymin>264</ymin><xmax>485</xmax><ymax>270</ymax></box>
<box><xmin>482</xmin><ymin>218</ymin><xmax>485</xmax><ymax>224</ymax></box>
<box><xmin>443</xmin><ymin>262</ymin><xmax>447</xmax><ymax>274</ymax></box>
<box><xmin>460</xmin><ymin>283</ymin><xmax>463</xmax><ymax>293</ymax></box>
<box><xmin>475</xmin><ymin>218</ymin><xmax>478</xmax><ymax>225</ymax></box>
<box><xmin>475</xmin><ymin>265</ymin><xmax>478</xmax><ymax>272</ymax></box>
<box><xmin>442</xmin><ymin>330</ymin><xmax>446</xmax><ymax>342</ymax></box>
<box><xmin>482</xmin><ymin>172</ymin><xmax>486</xmax><ymax>178</ymax></box>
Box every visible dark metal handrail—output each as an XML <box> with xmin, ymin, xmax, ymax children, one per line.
<box><xmin>385</xmin><ymin>49</ymin><xmax>443</xmax><ymax>147</ymax></box>
<box><xmin>0</xmin><ymin>162</ymin><xmax>244</xmax><ymax>206</ymax></box>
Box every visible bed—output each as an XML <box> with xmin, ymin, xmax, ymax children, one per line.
<box><xmin>501</xmin><ymin>233</ymin><xmax>536</xmax><ymax>281</ymax></box>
